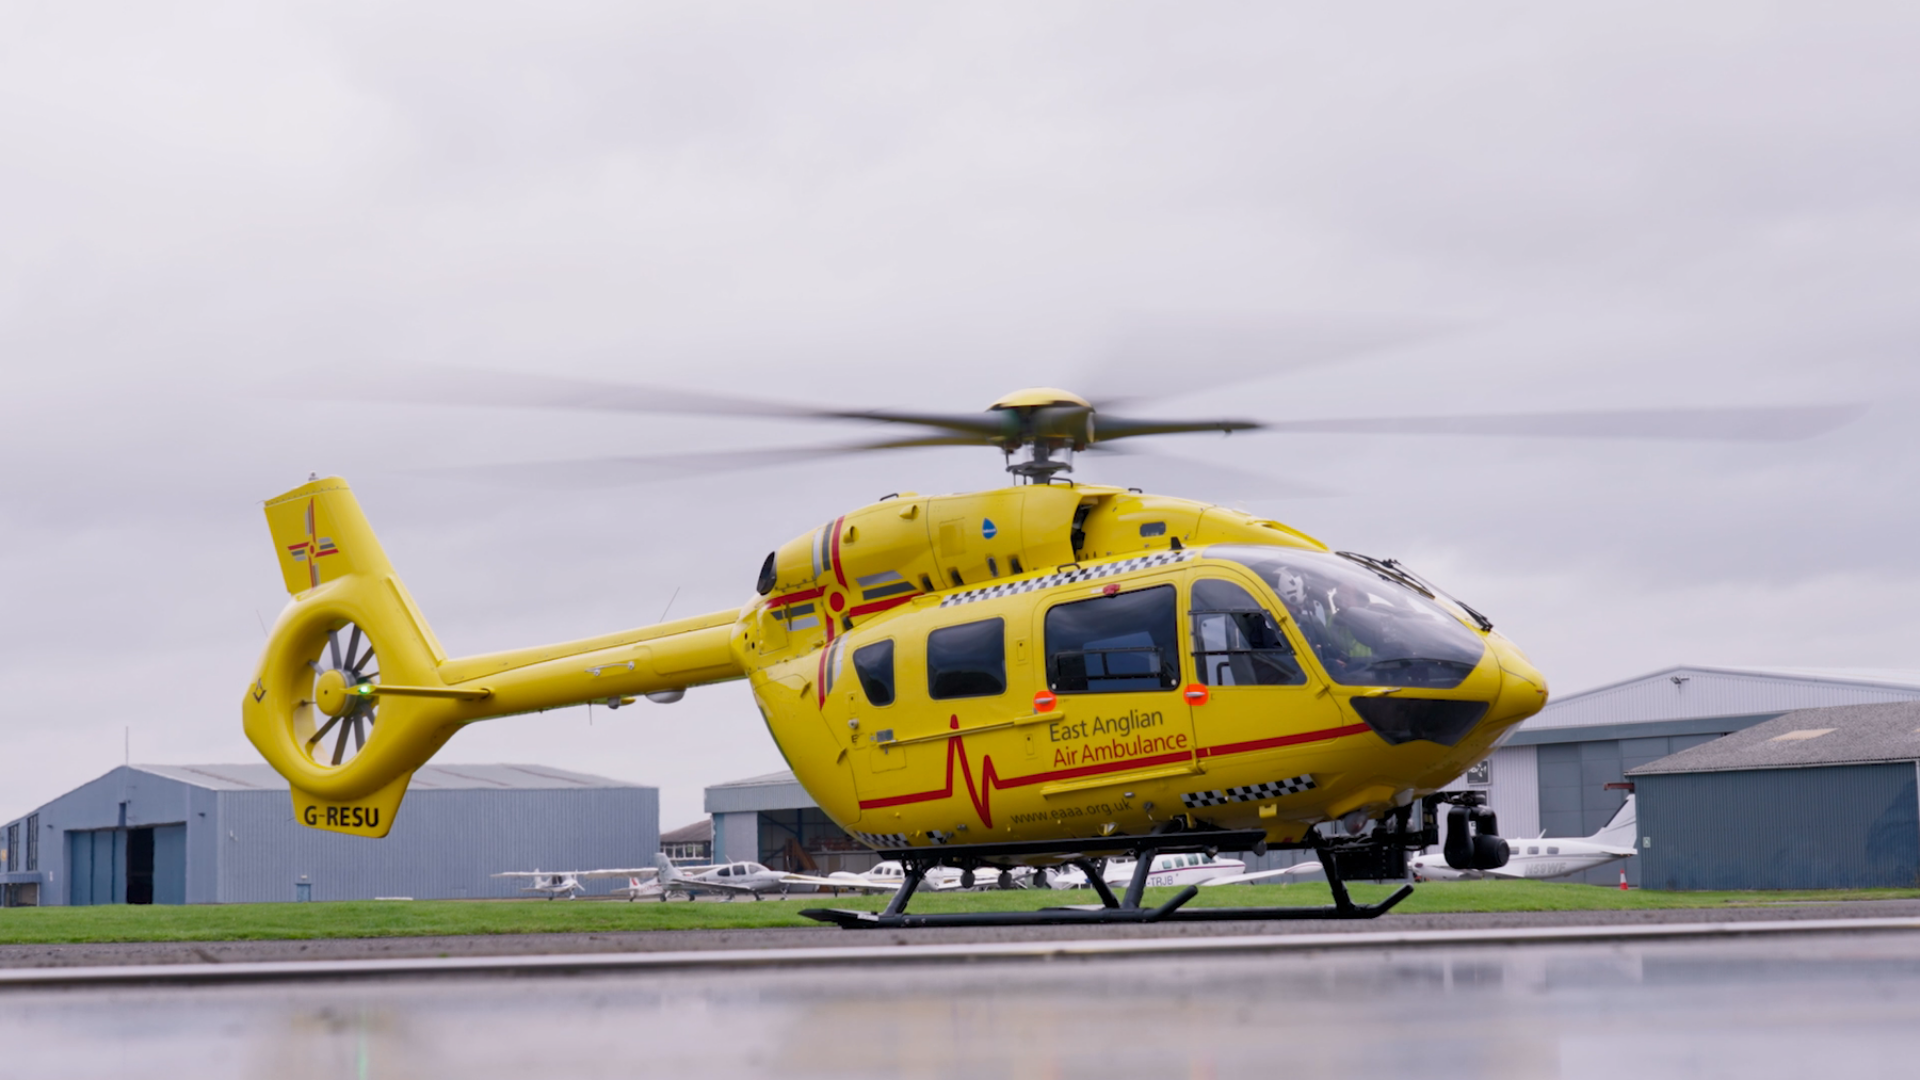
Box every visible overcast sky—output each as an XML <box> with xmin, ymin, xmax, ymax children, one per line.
<box><xmin>2</xmin><ymin>3</ymin><xmax>1916</xmax><ymax>832</ymax></box>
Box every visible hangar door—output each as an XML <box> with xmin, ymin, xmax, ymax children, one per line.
<box><xmin>68</xmin><ymin>826</ymin><xmax>186</xmax><ymax>905</ymax></box>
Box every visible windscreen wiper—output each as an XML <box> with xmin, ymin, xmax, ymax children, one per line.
<box><xmin>1336</xmin><ymin>551</ymin><xmax>1494</xmax><ymax>633</ymax></box>
<box><xmin>1335</xmin><ymin>551</ymin><xmax>1434</xmax><ymax>597</ymax></box>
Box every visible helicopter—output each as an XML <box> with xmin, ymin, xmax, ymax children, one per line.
<box><xmin>243</xmin><ymin>370</ymin><xmax>1858</xmax><ymax>927</ymax></box>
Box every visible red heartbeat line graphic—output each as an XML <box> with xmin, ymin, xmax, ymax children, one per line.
<box><xmin>855</xmin><ymin>719</ymin><xmax>1371</xmax><ymax>829</ymax></box>
<box><xmin>856</xmin><ymin>721</ymin><xmax>1192</xmax><ymax>829</ymax></box>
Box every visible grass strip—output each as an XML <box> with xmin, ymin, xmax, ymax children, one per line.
<box><xmin>1</xmin><ymin>881</ymin><xmax>1916</xmax><ymax>944</ymax></box>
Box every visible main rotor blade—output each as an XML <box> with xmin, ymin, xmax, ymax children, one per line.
<box><xmin>308</xmin><ymin>365</ymin><xmax>1015</xmax><ymax>438</ymax></box>
<box><xmin>1093</xmin><ymin>415</ymin><xmax>1264</xmax><ymax>441</ymax></box>
<box><xmin>1261</xmin><ymin>404</ymin><xmax>1865</xmax><ymax>442</ymax></box>
<box><xmin>1078</xmin><ymin>445</ymin><xmax>1338</xmax><ymax>501</ymax></box>
<box><xmin>337</xmin><ymin>365</ymin><xmax>821</xmax><ymax>419</ymax></box>
<box><xmin>1083</xmin><ymin>315</ymin><xmax>1462</xmax><ymax>409</ymax></box>
<box><xmin>426</xmin><ymin>435</ymin><xmax>978</xmax><ymax>489</ymax></box>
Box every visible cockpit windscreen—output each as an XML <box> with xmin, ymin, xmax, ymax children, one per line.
<box><xmin>1206</xmin><ymin>545</ymin><xmax>1487</xmax><ymax>689</ymax></box>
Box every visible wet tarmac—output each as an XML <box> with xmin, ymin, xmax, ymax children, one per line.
<box><xmin>5</xmin><ymin>922</ymin><xmax>1920</xmax><ymax>1078</ymax></box>
<box><xmin>7</xmin><ymin>897</ymin><xmax>1920</xmax><ymax>968</ymax></box>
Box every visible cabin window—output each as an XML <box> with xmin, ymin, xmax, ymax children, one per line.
<box><xmin>853</xmin><ymin>640</ymin><xmax>896</xmax><ymax>706</ymax></box>
<box><xmin>1190</xmin><ymin>578</ymin><xmax>1305</xmax><ymax>687</ymax></box>
<box><xmin>928</xmin><ymin>619</ymin><xmax>1007</xmax><ymax>699</ymax></box>
<box><xmin>1045</xmin><ymin>584</ymin><xmax>1181</xmax><ymax>694</ymax></box>
<box><xmin>1546</xmin><ymin>847</ymin><xmax>1560</xmax><ymax>856</ymax></box>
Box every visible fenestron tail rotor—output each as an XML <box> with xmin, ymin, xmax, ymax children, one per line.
<box><xmin>299</xmin><ymin>621</ymin><xmax>380</xmax><ymax>768</ymax></box>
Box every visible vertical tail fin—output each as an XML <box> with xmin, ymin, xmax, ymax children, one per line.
<box><xmin>655</xmin><ymin>852</ymin><xmax>681</xmax><ymax>882</ymax></box>
<box><xmin>246</xmin><ymin>478</ymin><xmax>458</xmax><ymax>837</ymax></box>
<box><xmin>1590</xmin><ymin>794</ymin><xmax>1637</xmax><ymax>847</ymax></box>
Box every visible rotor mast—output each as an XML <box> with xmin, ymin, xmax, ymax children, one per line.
<box><xmin>989</xmin><ymin>388</ymin><xmax>1095</xmax><ymax>482</ymax></box>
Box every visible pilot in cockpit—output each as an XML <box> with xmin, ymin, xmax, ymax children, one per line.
<box><xmin>1328</xmin><ymin>583</ymin><xmax>1381</xmax><ymax>667</ymax></box>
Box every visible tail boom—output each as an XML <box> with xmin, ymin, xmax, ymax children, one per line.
<box><xmin>244</xmin><ymin>477</ymin><xmax>745</xmax><ymax>837</ymax></box>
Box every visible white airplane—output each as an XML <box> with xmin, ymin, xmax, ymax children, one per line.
<box><xmin>1410</xmin><ymin>796</ymin><xmax>1638</xmax><ymax>881</ymax></box>
<box><xmin>777</xmin><ymin>861</ymin><xmax>917</xmax><ymax>895</ymax></box>
<box><xmin>787</xmin><ymin>859</ymin><xmax>1049</xmax><ymax>894</ymax></box>
<box><xmin>490</xmin><ymin>867</ymin><xmax>658</xmax><ymax>899</ymax></box>
<box><xmin>621</xmin><ymin>853</ymin><xmax>897</xmax><ymax>901</ymax></box>
<box><xmin>1048</xmin><ymin>852</ymin><xmax>1324</xmax><ymax>890</ymax></box>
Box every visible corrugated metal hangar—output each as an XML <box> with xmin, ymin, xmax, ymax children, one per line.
<box><xmin>0</xmin><ymin>763</ymin><xmax>657</xmax><ymax>906</ymax></box>
<box><xmin>707</xmin><ymin>771</ymin><xmax>878</xmax><ymax>873</ymax></box>
<box><xmin>1630</xmin><ymin>702</ymin><xmax>1920</xmax><ymax>890</ymax></box>
<box><xmin>1472</xmin><ymin>667</ymin><xmax>1920</xmax><ymax>885</ymax></box>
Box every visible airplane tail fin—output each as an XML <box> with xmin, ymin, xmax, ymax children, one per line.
<box><xmin>1590</xmin><ymin>794</ymin><xmax>1638</xmax><ymax>848</ymax></box>
<box><xmin>655</xmin><ymin>852</ymin><xmax>680</xmax><ymax>882</ymax></box>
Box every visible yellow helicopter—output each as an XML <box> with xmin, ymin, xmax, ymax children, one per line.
<box><xmin>243</xmin><ymin>376</ymin><xmax>1858</xmax><ymax>926</ymax></box>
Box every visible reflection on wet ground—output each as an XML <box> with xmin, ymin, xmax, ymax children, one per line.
<box><xmin>6</xmin><ymin>931</ymin><xmax>1920</xmax><ymax>1078</ymax></box>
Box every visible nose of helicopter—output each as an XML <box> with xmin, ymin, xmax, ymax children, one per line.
<box><xmin>1484</xmin><ymin>633</ymin><xmax>1550</xmax><ymax>727</ymax></box>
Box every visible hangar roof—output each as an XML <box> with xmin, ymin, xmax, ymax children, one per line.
<box><xmin>132</xmin><ymin>763</ymin><xmax>642</xmax><ymax>791</ymax></box>
<box><xmin>1628</xmin><ymin>701</ymin><xmax>1920</xmax><ymax>776</ymax></box>
<box><xmin>705</xmin><ymin>770</ymin><xmax>817</xmax><ymax>814</ymax></box>
<box><xmin>1524</xmin><ymin>665</ymin><xmax>1920</xmax><ymax>732</ymax></box>
<box><xmin>661</xmin><ymin>818</ymin><xmax>714</xmax><ymax>844</ymax></box>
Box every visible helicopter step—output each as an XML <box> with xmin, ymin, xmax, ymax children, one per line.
<box><xmin>799</xmin><ymin>828</ymin><xmax>1415</xmax><ymax>930</ymax></box>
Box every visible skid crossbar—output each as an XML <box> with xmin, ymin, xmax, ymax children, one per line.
<box><xmin>800</xmin><ymin>829</ymin><xmax>1415</xmax><ymax>930</ymax></box>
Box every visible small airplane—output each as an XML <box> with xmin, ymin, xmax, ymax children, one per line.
<box><xmin>777</xmin><ymin>860</ymin><xmax>925</xmax><ymax>895</ymax></box>
<box><xmin>1410</xmin><ymin>796</ymin><xmax>1638</xmax><ymax>881</ymax></box>
<box><xmin>1049</xmin><ymin>851</ymin><xmax>1324</xmax><ymax>890</ymax></box>
<box><xmin>625</xmin><ymin>853</ymin><xmax>869</xmax><ymax>901</ymax></box>
<box><xmin>490</xmin><ymin>867</ymin><xmax>657</xmax><ymax>899</ymax></box>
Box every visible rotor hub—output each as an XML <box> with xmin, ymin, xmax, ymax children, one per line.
<box><xmin>314</xmin><ymin>668</ymin><xmax>355</xmax><ymax>718</ymax></box>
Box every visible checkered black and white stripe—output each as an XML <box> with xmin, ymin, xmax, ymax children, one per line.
<box><xmin>851</xmin><ymin>831</ymin><xmax>908</xmax><ymax>849</ymax></box>
<box><xmin>939</xmin><ymin>550</ymin><xmax>1193</xmax><ymax>608</ymax></box>
<box><xmin>1180</xmin><ymin>774</ymin><xmax>1316</xmax><ymax>810</ymax></box>
<box><xmin>926</xmin><ymin>830</ymin><xmax>954</xmax><ymax>844</ymax></box>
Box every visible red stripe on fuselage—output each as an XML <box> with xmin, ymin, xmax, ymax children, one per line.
<box><xmin>847</xmin><ymin>594</ymin><xmax>918</xmax><ymax>619</ymax></box>
<box><xmin>1194</xmin><ymin>723</ymin><xmax>1373</xmax><ymax>760</ymax></box>
<box><xmin>856</xmin><ymin>731</ymin><xmax>1193</xmax><ymax>828</ymax></box>
<box><xmin>769</xmin><ymin>587</ymin><xmax>825</xmax><ymax>608</ymax></box>
<box><xmin>854</xmin><ymin>721</ymin><xmax>1373</xmax><ymax>826</ymax></box>
<box><xmin>829</xmin><ymin>516</ymin><xmax>848</xmax><ymax>589</ymax></box>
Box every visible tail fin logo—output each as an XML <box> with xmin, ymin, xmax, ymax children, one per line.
<box><xmin>284</xmin><ymin>498</ymin><xmax>341</xmax><ymax>588</ymax></box>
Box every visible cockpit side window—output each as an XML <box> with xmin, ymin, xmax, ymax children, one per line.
<box><xmin>1044</xmin><ymin>584</ymin><xmax>1181</xmax><ymax>694</ymax></box>
<box><xmin>1190</xmin><ymin>578</ymin><xmax>1305</xmax><ymax>687</ymax></box>
<box><xmin>853</xmin><ymin>640</ymin><xmax>896</xmax><ymax>706</ymax></box>
<box><xmin>928</xmin><ymin>618</ymin><xmax>1007</xmax><ymax>700</ymax></box>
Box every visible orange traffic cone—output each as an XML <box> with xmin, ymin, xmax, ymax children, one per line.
<box><xmin>1618</xmin><ymin>869</ymin><xmax>1630</xmax><ymax>891</ymax></box>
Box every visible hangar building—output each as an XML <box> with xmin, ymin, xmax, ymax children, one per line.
<box><xmin>707</xmin><ymin>771</ymin><xmax>877</xmax><ymax>874</ymax></box>
<box><xmin>0</xmin><ymin>763</ymin><xmax>657</xmax><ymax>906</ymax></box>
<box><xmin>1473</xmin><ymin>667</ymin><xmax>1920</xmax><ymax>885</ymax></box>
<box><xmin>1629</xmin><ymin>701</ymin><xmax>1920</xmax><ymax>891</ymax></box>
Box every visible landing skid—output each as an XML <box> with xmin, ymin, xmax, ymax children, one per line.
<box><xmin>800</xmin><ymin>828</ymin><xmax>1414</xmax><ymax>930</ymax></box>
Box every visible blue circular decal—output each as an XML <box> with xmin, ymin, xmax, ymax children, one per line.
<box><xmin>982</xmin><ymin>518</ymin><xmax>998</xmax><ymax>540</ymax></box>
